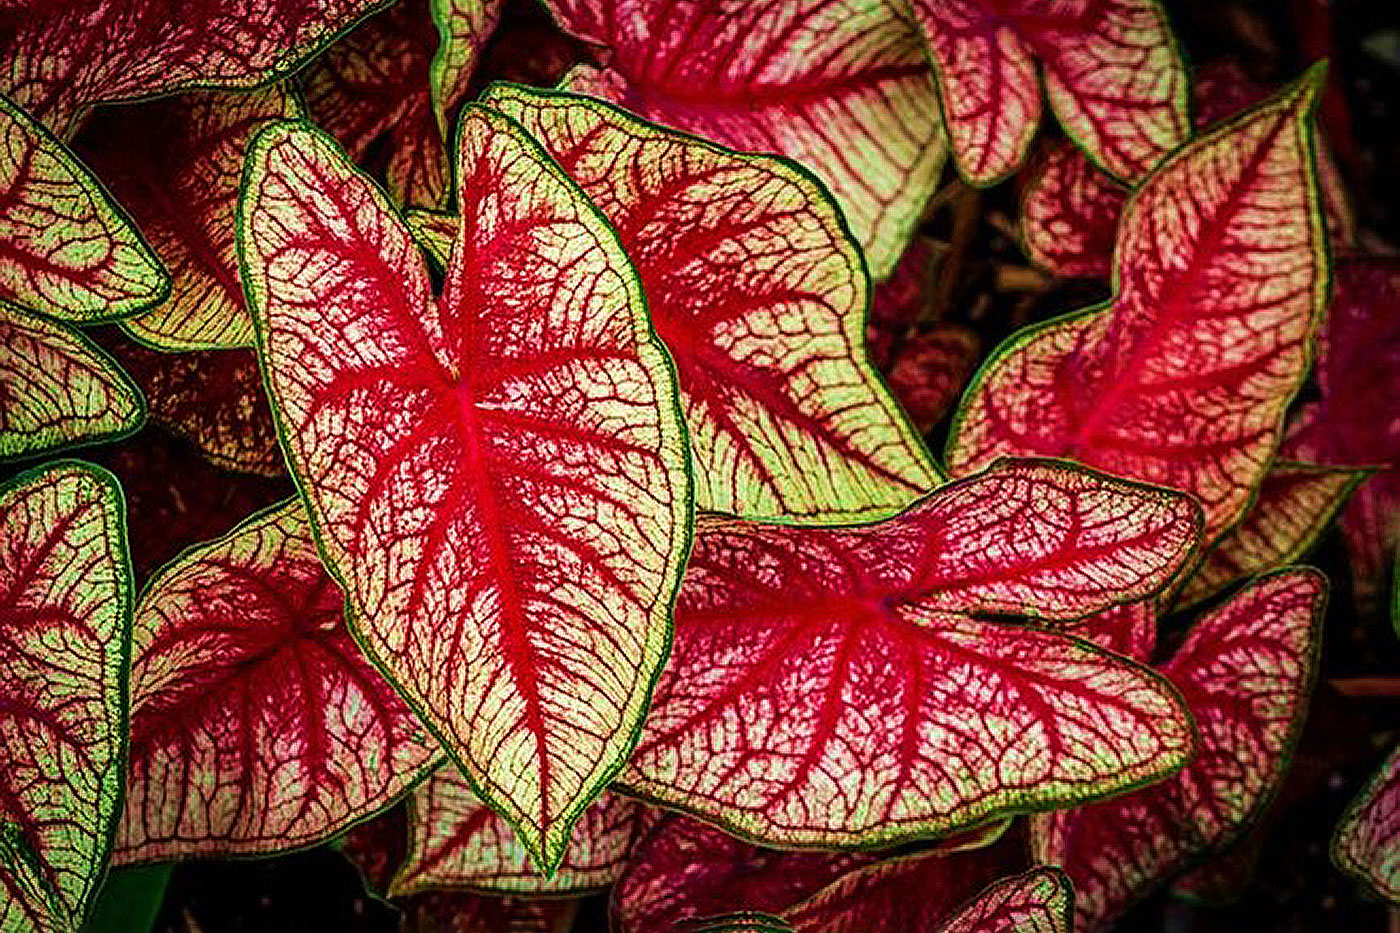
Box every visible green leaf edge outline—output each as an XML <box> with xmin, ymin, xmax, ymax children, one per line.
<box><xmin>114</xmin><ymin>495</ymin><xmax>447</xmax><ymax>866</ymax></box>
<box><xmin>0</xmin><ymin>458</ymin><xmax>134</xmax><ymax>930</ymax></box>
<box><xmin>0</xmin><ymin>93</ymin><xmax>170</xmax><ymax>324</ymax></box>
<box><xmin>1331</xmin><ymin>741</ymin><xmax>1400</xmax><ymax>903</ymax></box>
<box><xmin>0</xmin><ymin>303</ymin><xmax>148</xmax><ymax>464</ymax></box>
<box><xmin>943</xmin><ymin>64</ymin><xmax>1333</xmax><ymax>541</ymax></box>
<box><xmin>234</xmin><ymin>110</ymin><xmax>696</xmax><ymax>876</ymax></box>
<box><xmin>610</xmin><ymin>455</ymin><xmax>1207</xmax><ymax>852</ymax></box>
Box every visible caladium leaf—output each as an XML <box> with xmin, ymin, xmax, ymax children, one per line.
<box><xmin>0</xmin><ymin>0</ymin><xmax>386</xmax><ymax>137</ymax></box>
<box><xmin>540</xmin><ymin>0</ymin><xmax>946</xmax><ymax>278</ymax></box>
<box><xmin>1170</xmin><ymin>462</ymin><xmax>1366</xmax><ymax>610</ymax></box>
<box><xmin>392</xmin><ymin>766</ymin><xmax>643</xmax><ymax>896</ymax></box>
<box><xmin>100</xmin><ymin>337</ymin><xmax>282</xmax><ymax>477</ymax></box>
<box><xmin>428</xmin><ymin>0</ymin><xmax>506</xmax><ymax>135</ymax></box>
<box><xmin>0</xmin><ymin>94</ymin><xmax>166</xmax><ymax>322</ymax></box>
<box><xmin>1287</xmin><ymin>259</ymin><xmax>1400</xmax><ymax>609</ymax></box>
<box><xmin>0</xmin><ymin>306</ymin><xmax>144</xmax><ymax>462</ymax></box>
<box><xmin>0</xmin><ymin>461</ymin><xmax>132</xmax><ymax>932</ymax></box>
<box><xmin>302</xmin><ymin>2</ymin><xmax>448</xmax><ymax>208</ymax></box>
<box><xmin>867</xmin><ymin>238</ymin><xmax>936</xmax><ymax>372</ymax></box>
<box><xmin>1333</xmin><ymin>744</ymin><xmax>1400</xmax><ymax>902</ymax></box>
<box><xmin>239</xmin><ymin>112</ymin><xmax>690</xmax><ymax>871</ymax></box>
<box><xmin>474</xmin><ymin>86</ymin><xmax>939</xmax><ymax>520</ymax></box>
<box><xmin>74</xmin><ymin>88</ymin><xmax>297</xmax><ymax>351</ymax></box>
<box><xmin>785</xmin><ymin>862</ymin><xmax>1070</xmax><ymax>933</ymax></box>
<box><xmin>909</xmin><ymin>0</ymin><xmax>1188</xmax><ymax>185</ymax></box>
<box><xmin>684</xmin><ymin>914</ymin><xmax>792</xmax><ymax>933</ymax></box>
<box><xmin>613</xmin><ymin>815</ymin><xmax>876</xmax><ymax>933</ymax></box>
<box><xmin>1069</xmin><ymin>601</ymin><xmax>1155</xmax><ymax>663</ymax></box>
<box><xmin>616</xmin><ymin>458</ymin><xmax>1201</xmax><ymax>848</ymax></box>
<box><xmin>886</xmin><ymin>325</ymin><xmax>980</xmax><ymax>435</ymax></box>
<box><xmin>115</xmin><ymin>499</ymin><xmax>442</xmax><ymax>863</ymax></box>
<box><xmin>1032</xmin><ymin>568</ymin><xmax>1326</xmax><ymax>932</ymax></box>
<box><xmin>948</xmin><ymin>72</ymin><xmax>1329</xmax><ymax>543</ymax></box>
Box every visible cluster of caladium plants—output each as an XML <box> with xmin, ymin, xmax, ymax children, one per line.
<box><xmin>2</xmin><ymin>0</ymin><xmax>1398</xmax><ymax>930</ymax></box>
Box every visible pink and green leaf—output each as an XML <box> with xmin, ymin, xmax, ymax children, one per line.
<box><xmin>886</xmin><ymin>324</ymin><xmax>981</xmax><ymax>435</ymax></box>
<box><xmin>238</xmin><ymin>112</ymin><xmax>690</xmax><ymax>870</ymax></box>
<box><xmin>392</xmin><ymin>765</ymin><xmax>643</xmax><ymax>896</ymax></box>
<box><xmin>428</xmin><ymin>0</ymin><xmax>506</xmax><ymax>135</ymax></box>
<box><xmin>0</xmin><ymin>93</ymin><xmax>166</xmax><ymax>322</ymax></box>
<box><xmin>0</xmin><ymin>461</ymin><xmax>132</xmax><ymax>932</ymax></box>
<box><xmin>114</xmin><ymin>499</ymin><xmax>442</xmax><ymax>863</ymax></box>
<box><xmin>541</xmin><ymin>0</ymin><xmax>946</xmax><ymax>278</ymax></box>
<box><xmin>74</xmin><ymin>88</ymin><xmax>298</xmax><ymax>351</ymax></box>
<box><xmin>1031</xmin><ymin>568</ymin><xmax>1327</xmax><ymax>931</ymax></box>
<box><xmin>477</xmin><ymin>86</ymin><xmax>940</xmax><ymax>519</ymax></box>
<box><xmin>100</xmin><ymin>336</ymin><xmax>282</xmax><ymax>477</ymax></box>
<box><xmin>617</xmin><ymin>458</ymin><xmax>1201</xmax><ymax>848</ymax></box>
<box><xmin>910</xmin><ymin>0</ymin><xmax>1188</xmax><ymax>185</ymax></box>
<box><xmin>1066</xmin><ymin>601</ymin><xmax>1155</xmax><ymax>663</ymax></box>
<box><xmin>0</xmin><ymin>306</ymin><xmax>144</xmax><ymax>462</ymax></box>
<box><xmin>1170</xmin><ymin>461</ymin><xmax>1366</xmax><ymax>609</ymax></box>
<box><xmin>948</xmin><ymin>71</ymin><xmax>1330</xmax><ymax>543</ymax></box>
<box><xmin>0</xmin><ymin>0</ymin><xmax>386</xmax><ymax>136</ymax></box>
<box><xmin>1333</xmin><ymin>744</ymin><xmax>1400</xmax><ymax>902</ymax></box>
<box><xmin>931</xmin><ymin>869</ymin><xmax>1072</xmax><ymax>933</ymax></box>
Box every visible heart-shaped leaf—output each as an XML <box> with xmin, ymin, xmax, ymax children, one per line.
<box><xmin>462</xmin><ymin>87</ymin><xmax>939</xmax><ymax>520</ymax></box>
<box><xmin>539</xmin><ymin>0</ymin><xmax>945</xmax><ymax>278</ymax></box>
<box><xmin>1</xmin><ymin>0</ymin><xmax>385</xmax><ymax>136</ymax></box>
<box><xmin>0</xmin><ymin>461</ymin><xmax>132</xmax><ymax>932</ymax></box>
<box><xmin>1</xmin><ymin>307</ymin><xmax>144</xmax><ymax>462</ymax></box>
<box><xmin>0</xmin><ymin>94</ymin><xmax>166</xmax><ymax>322</ymax></box>
<box><xmin>1032</xmin><ymin>568</ymin><xmax>1326</xmax><ymax>931</ymax></box>
<box><xmin>948</xmin><ymin>71</ymin><xmax>1329</xmax><ymax>543</ymax></box>
<box><xmin>1170</xmin><ymin>461</ymin><xmax>1366</xmax><ymax>609</ymax></box>
<box><xmin>115</xmin><ymin>499</ymin><xmax>442</xmax><ymax>863</ymax></box>
<box><xmin>74</xmin><ymin>88</ymin><xmax>297</xmax><ymax>351</ymax></box>
<box><xmin>909</xmin><ymin>0</ymin><xmax>1187</xmax><ymax>184</ymax></box>
<box><xmin>239</xmin><ymin>110</ymin><xmax>690</xmax><ymax>870</ymax></box>
<box><xmin>1333</xmin><ymin>743</ymin><xmax>1400</xmax><ymax>902</ymax></box>
<box><xmin>617</xmin><ymin>458</ymin><xmax>1201</xmax><ymax>848</ymax></box>
<box><xmin>392</xmin><ymin>765</ymin><xmax>644</xmax><ymax>896</ymax></box>
<box><xmin>100</xmin><ymin>337</ymin><xmax>281</xmax><ymax>477</ymax></box>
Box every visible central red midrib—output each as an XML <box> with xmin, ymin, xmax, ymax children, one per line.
<box><xmin>450</xmin><ymin>377</ymin><xmax>551</xmax><ymax>821</ymax></box>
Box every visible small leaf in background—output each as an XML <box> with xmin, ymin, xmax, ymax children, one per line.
<box><xmin>1288</xmin><ymin>258</ymin><xmax>1400</xmax><ymax>610</ymax></box>
<box><xmin>1333</xmin><ymin>743</ymin><xmax>1400</xmax><ymax>902</ymax></box>
<box><xmin>239</xmin><ymin>111</ymin><xmax>690</xmax><ymax>870</ymax></box>
<box><xmin>1032</xmin><ymin>569</ymin><xmax>1327</xmax><ymax>932</ymax></box>
<box><xmin>885</xmin><ymin>324</ymin><xmax>980</xmax><ymax>435</ymax></box>
<box><xmin>0</xmin><ymin>0</ymin><xmax>385</xmax><ymax>136</ymax></box>
<box><xmin>949</xmin><ymin>71</ymin><xmax>1329</xmax><ymax>543</ymax></box>
<box><xmin>0</xmin><ymin>306</ymin><xmax>144</xmax><ymax>462</ymax></box>
<box><xmin>540</xmin><ymin>0</ymin><xmax>946</xmax><ymax>278</ymax></box>
<box><xmin>0</xmin><ymin>461</ymin><xmax>132</xmax><ymax>932</ymax></box>
<box><xmin>618</xmin><ymin>459</ymin><xmax>1200</xmax><ymax>848</ymax></box>
<box><xmin>392</xmin><ymin>765</ymin><xmax>644</xmax><ymax>896</ymax></box>
<box><xmin>114</xmin><ymin>499</ymin><xmax>442</xmax><ymax>863</ymax></box>
<box><xmin>476</xmin><ymin>86</ymin><xmax>941</xmax><ymax>519</ymax></box>
<box><xmin>0</xmin><ymin>94</ymin><xmax>166</xmax><ymax>322</ymax></box>
<box><xmin>931</xmin><ymin>869</ymin><xmax>1072</xmax><ymax>933</ymax></box>
<box><xmin>427</xmin><ymin>0</ymin><xmax>507</xmax><ymax>134</ymax></box>
<box><xmin>909</xmin><ymin>0</ymin><xmax>1188</xmax><ymax>184</ymax></box>
<box><xmin>1170</xmin><ymin>461</ymin><xmax>1367</xmax><ymax>609</ymax></box>
<box><xmin>73</xmin><ymin>87</ymin><xmax>298</xmax><ymax>351</ymax></box>
<box><xmin>866</xmin><ymin>238</ymin><xmax>937</xmax><ymax>372</ymax></box>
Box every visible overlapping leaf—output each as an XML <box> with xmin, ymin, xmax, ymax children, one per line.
<box><xmin>1288</xmin><ymin>258</ymin><xmax>1400</xmax><ymax>608</ymax></box>
<box><xmin>0</xmin><ymin>461</ymin><xmax>131</xmax><ymax>932</ymax></box>
<box><xmin>74</xmin><ymin>88</ymin><xmax>297</xmax><ymax>350</ymax></box>
<box><xmin>239</xmin><ymin>112</ymin><xmax>690</xmax><ymax>869</ymax></box>
<box><xmin>428</xmin><ymin>0</ymin><xmax>507</xmax><ymax>134</ymax></box>
<box><xmin>115</xmin><ymin>500</ymin><xmax>442</xmax><ymax>863</ymax></box>
<box><xmin>393</xmin><ymin>766</ymin><xmax>643</xmax><ymax>895</ymax></box>
<box><xmin>474</xmin><ymin>86</ymin><xmax>939</xmax><ymax>519</ymax></box>
<box><xmin>617</xmin><ymin>459</ymin><xmax>1200</xmax><ymax>848</ymax></box>
<box><xmin>1170</xmin><ymin>462</ymin><xmax>1365</xmax><ymax>609</ymax></box>
<box><xmin>1</xmin><ymin>0</ymin><xmax>386</xmax><ymax>136</ymax></box>
<box><xmin>541</xmin><ymin>0</ymin><xmax>945</xmax><ymax>277</ymax></box>
<box><xmin>1032</xmin><ymin>569</ymin><xmax>1326</xmax><ymax>931</ymax></box>
<box><xmin>910</xmin><ymin>0</ymin><xmax>1188</xmax><ymax>185</ymax></box>
<box><xmin>0</xmin><ymin>94</ymin><xmax>165</xmax><ymax>322</ymax></box>
<box><xmin>1068</xmin><ymin>601</ymin><xmax>1155</xmax><ymax>663</ymax></box>
<box><xmin>1</xmin><ymin>306</ymin><xmax>144</xmax><ymax>462</ymax></box>
<box><xmin>949</xmin><ymin>72</ymin><xmax>1329</xmax><ymax>543</ymax></box>
<box><xmin>786</xmin><ymin>862</ymin><xmax>1070</xmax><ymax>933</ymax></box>
<box><xmin>886</xmin><ymin>325</ymin><xmax>980</xmax><ymax>435</ymax></box>
<box><xmin>1333</xmin><ymin>744</ymin><xmax>1400</xmax><ymax>902</ymax></box>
